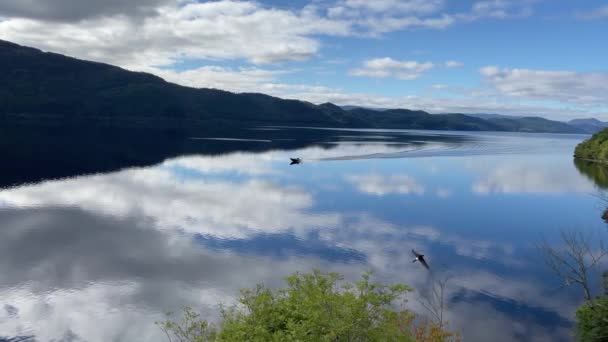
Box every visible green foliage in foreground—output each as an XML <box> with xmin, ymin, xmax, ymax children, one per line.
<box><xmin>575</xmin><ymin>272</ymin><xmax>608</xmax><ymax>341</ymax></box>
<box><xmin>576</xmin><ymin>297</ymin><xmax>608</xmax><ymax>342</ymax></box>
<box><xmin>157</xmin><ymin>270</ymin><xmax>457</xmax><ymax>342</ymax></box>
<box><xmin>574</xmin><ymin>128</ymin><xmax>608</xmax><ymax>161</ymax></box>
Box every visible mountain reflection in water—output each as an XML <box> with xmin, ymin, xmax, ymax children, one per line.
<box><xmin>0</xmin><ymin>128</ymin><xmax>603</xmax><ymax>342</ymax></box>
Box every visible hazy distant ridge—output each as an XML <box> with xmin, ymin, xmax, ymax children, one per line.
<box><xmin>568</xmin><ymin>118</ymin><xmax>608</xmax><ymax>134</ymax></box>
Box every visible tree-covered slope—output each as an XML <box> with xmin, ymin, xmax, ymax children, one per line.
<box><xmin>0</xmin><ymin>40</ymin><xmax>365</xmax><ymax>128</ymax></box>
<box><xmin>0</xmin><ymin>39</ymin><xmax>588</xmax><ymax>133</ymax></box>
<box><xmin>439</xmin><ymin>113</ymin><xmax>586</xmax><ymax>134</ymax></box>
<box><xmin>574</xmin><ymin>128</ymin><xmax>608</xmax><ymax>161</ymax></box>
<box><xmin>345</xmin><ymin>108</ymin><xmax>504</xmax><ymax>131</ymax></box>
<box><xmin>489</xmin><ymin>116</ymin><xmax>584</xmax><ymax>133</ymax></box>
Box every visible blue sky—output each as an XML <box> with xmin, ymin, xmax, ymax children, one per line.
<box><xmin>0</xmin><ymin>0</ymin><xmax>607</xmax><ymax>120</ymax></box>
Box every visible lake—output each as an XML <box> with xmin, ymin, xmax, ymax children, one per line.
<box><xmin>0</xmin><ymin>127</ymin><xmax>605</xmax><ymax>341</ymax></box>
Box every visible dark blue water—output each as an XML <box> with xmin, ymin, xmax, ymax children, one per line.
<box><xmin>0</xmin><ymin>128</ymin><xmax>605</xmax><ymax>341</ymax></box>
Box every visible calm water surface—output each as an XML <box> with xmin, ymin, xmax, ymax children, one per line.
<box><xmin>0</xmin><ymin>128</ymin><xmax>605</xmax><ymax>341</ymax></box>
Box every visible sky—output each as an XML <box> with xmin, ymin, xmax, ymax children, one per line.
<box><xmin>0</xmin><ymin>0</ymin><xmax>607</xmax><ymax>120</ymax></box>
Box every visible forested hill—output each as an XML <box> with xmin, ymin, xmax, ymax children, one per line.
<box><xmin>0</xmin><ymin>40</ymin><xmax>363</xmax><ymax>128</ymax></box>
<box><xmin>0</xmin><ymin>40</ymin><xmax>586</xmax><ymax>133</ymax></box>
<box><xmin>574</xmin><ymin>128</ymin><xmax>608</xmax><ymax>161</ymax></box>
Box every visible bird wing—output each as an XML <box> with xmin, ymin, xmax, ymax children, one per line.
<box><xmin>411</xmin><ymin>249</ymin><xmax>421</xmax><ymax>258</ymax></box>
<box><xmin>419</xmin><ymin>257</ymin><xmax>430</xmax><ymax>270</ymax></box>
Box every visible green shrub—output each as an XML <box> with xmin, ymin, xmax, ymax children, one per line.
<box><xmin>576</xmin><ymin>297</ymin><xmax>608</xmax><ymax>341</ymax></box>
<box><xmin>157</xmin><ymin>270</ymin><xmax>458</xmax><ymax>342</ymax></box>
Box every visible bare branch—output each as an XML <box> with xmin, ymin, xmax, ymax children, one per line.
<box><xmin>416</xmin><ymin>274</ymin><xmax>453</xmax><ymax>328</ymax></box>
<box><xmin>538</xmin><ymin>230</ymin><xmax>607</xmax><ymax>302</ymax></box>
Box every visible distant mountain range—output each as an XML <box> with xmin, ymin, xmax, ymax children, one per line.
<box><xmin>568</xmin><ymin>118</ymin><xmax>608</xmax><ymax>134</ymax></box>
<box><xmin>467</xmin><ymin>114</ymin><xmax>524</xmax><ymax>120</ymax></box>
<box><xmin>0</xmin><ymin>39</ymin><xmax>601</xmax><ymax>134</ymax></box>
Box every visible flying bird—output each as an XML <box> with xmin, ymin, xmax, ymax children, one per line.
<box><xmin>412</xmin><ymin>249</ymin><xmax>429</xmax><ymax>270</ymax></box>
<box><xmin>290</xmin><ymin>158</ymin><xmax>302</xmax><ymax>165</ymax></box>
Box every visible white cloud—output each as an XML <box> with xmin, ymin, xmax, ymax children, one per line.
<box><xmin>0</xmin><ymin>0</ymin><xmax>509</xmax><ymax>69</ymax></box>
<box><xmin>340</xmin><ymin>0</ymin><xmax>445</xmax><ymax>15</ymax></box>
<box><xmin>2</xmin><ymin>0</ymin><xmax>602</xmax><ymax>121</ymax></box>
<box><xmin>0</xmin><ymin>1</ymin><xmax>352</xmax><ymax>67</ymax></box>
<box><xmin>346</xmin><ymin>174</ymin><xmax>425</xmax><ymax>196</ymax></box>
<box><xmin>326</xmin><ymin>0</ymin><xmax>449</xmax><ymax>31</ymax></box>
<box><xmin>471</xmin><ymin>0</ymin><xmax>510</xmax><ymax>18</ymax></box>
<box><xmin>0</xmin><ymin>0</ymin><xmax>170</xmax><ymax>22</ymax></box>
<box><xmin>461</xmin><ymin>0</ymin><xmax>534</xmax><ymax>21</ymax></box>
<box><xmin>576</xmin><ymin>5</ymin><xmax>608</xmax><ymax>20</ymax></box>
<box><xmin>350</xmin><ymin>58</ymin><xmax>434</xmax><ymax>80</ymax></box>
<box><xmin>151</xmin><ymin>66</ymin><xmax>284</xmax><ymax>92</ymax></box>
<box><xmin>480</xmin><ymin>66</ymin><xmax>608</xmax><ymax>106</ymax></box>
<box><xmin>0</xmin><ymin>0</ymin><xmax>542</xmax><ymax>70</ymax></box>
<box><xmin>445</xmin><ymin>60</ymin><xmax>464</xmax><ymax>68</ymax></box>
<box><xmin>347</xmin><ymin>57</ymin><xmax>458</xmax><ymax>81</ymax></box>
<box><xmin>326</xmin><ymin>0</ymin><xmax>533</xmax><ymax>35</ymax></box>
<box><xmin>356</xmin><ymin>14</ymin><xmax>455</xmax><ymax>34</ymax></box>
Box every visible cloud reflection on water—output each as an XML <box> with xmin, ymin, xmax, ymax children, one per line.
<box><xmin>0</xmin><ymin>135</ymin><xmax>591</xmax><ymax>341</ymax></box>
<box><xmin>346</xmin><ymin>174</ymin><xmax>425</xmax><ymax>196</ymax></box>
<box><xmin>470</xmin><ymin>157</ymin><xmax>595</xmax><ymax>194</ymax></box>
